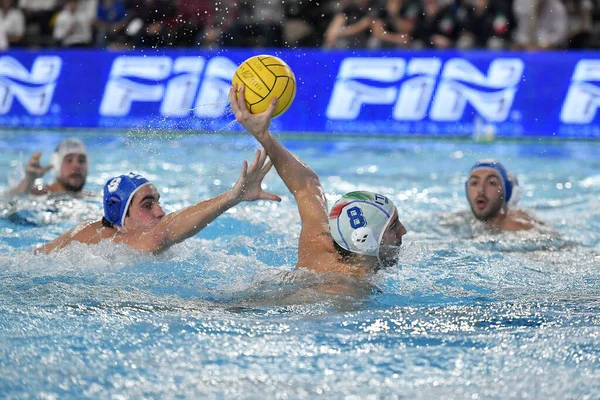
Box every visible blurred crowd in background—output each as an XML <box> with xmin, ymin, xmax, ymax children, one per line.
<box><xmin>0</xmin><ymin>0</ymin><xmax>598</xmax><ymax>51</ymax></box>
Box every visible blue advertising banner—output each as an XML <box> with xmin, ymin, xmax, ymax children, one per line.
<box><xmin>0</xmin><ymin>49</ymin><xmax>598</xmax><ymax>138</ymax></box>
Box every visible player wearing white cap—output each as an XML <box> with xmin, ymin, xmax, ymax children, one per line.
<box><xmin>230</xmin><ymin>84</ymin><xmax>407</xmax><ymax>280</ymax></box>
<box><xmin>10</xmin><ymin>138</ymin><xmax>89</xmax><ymax>195</ymax></box>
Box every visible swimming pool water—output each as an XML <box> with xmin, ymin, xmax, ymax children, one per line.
<box><xmin>1</xmin><ymin>130</ymin><xmax>600</xmax><ymax>399</ymax></box>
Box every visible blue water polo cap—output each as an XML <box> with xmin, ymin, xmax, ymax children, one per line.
<box><xmin>467</xmin><ymin>159</ymin><xmax>513</xmax><ymax>203</ymax></box>
<box><xmin>103</xmin><ymin>172</ymin><xmax>151</xmax><ymax>227</ymax></box>
<box><xmin>329</xmin><ymin>191</ymin><xmax>396</xmax><ymax>258</ymax></box>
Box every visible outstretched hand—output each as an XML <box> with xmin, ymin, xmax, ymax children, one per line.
<box><xmin>25</xmin><ymin>152</ymin><xmax>52</xmax><ymax>181</ymax></box>
<box><xmin>229</xmin><ymin>83</ymin><xmax>277</xmax><ymax>139</ymax></box>
<box><xmin>231</xmin><ymin>149</ymin><xmax>281</xmax><ymax>203</ymax></box>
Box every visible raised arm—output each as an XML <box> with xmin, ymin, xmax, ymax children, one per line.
<box><xmin>229</xmin><ymin>85</ymin><xmax>333</xmax><ymax>263</ymax></box>
<box><xmin>145</xmin><ymin>150</ymin><xmax>281</xmax><ymax>253</ymax></box>
<box><xmin>9</xmin><ymin>152</ymin><xmax>52</xmax><ymax>195</ymax></box>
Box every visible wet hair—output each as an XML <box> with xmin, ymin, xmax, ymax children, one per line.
<box><xmin>333</xmin><ymin>239</ymin><xmax>353</xmax><ymax>258</ymax></box>
<box><xmin>334</xmin><ymin>238</ymin><xmax>384</xmax><ymax>272</ymax></box>
<box><xmin>102</xmin><ymin>205</ymin><xmax>132</xmax><ymax>229</ymax></box>
<box><xmin>101</xmin><ymin>217</ymin><xmax>115</xmax><ymax>228</ymax></box>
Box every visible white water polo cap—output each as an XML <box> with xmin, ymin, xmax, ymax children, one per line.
<box><xmin>51</xmin><ymin>138</ymin><xmax>87</xmax><ymax>178</ymax></box>
<box><xmin>329</xmin><ymin>191</ymin><xmax>396</xmax><ymax>257</ymax></box>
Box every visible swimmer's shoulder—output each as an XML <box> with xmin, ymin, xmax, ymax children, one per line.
<box><xmin>293</xmin><ymin>267</ymin><xmax>379</xmax><ymax>298</ymax></box>
<box><xmin>115</xmin><ymin>229</ymin><xmax>172</xmax><ymax>254</ymax></box>
<box><xmin>297</xmin><ymin>228</ymin><xmax>337</xmax><ymax>265</ymax></box>
<box><xmin>80</xmin><ymin>189</ymin><xmax>101</xmax><ymax>199</ymax></box>
<box><xmin>505</xmin><ymin>209</ymin><xmax>538</xmax><ymax>231</ymax></box>
<box><xmin>296</xmin><ymin>233</ymin><xmax>343</xmax><ymax>273</ymax></box>
<box><xmin>63</xmin><ymin>220</ymin><xmax>116</xmax><ymax>244</ymax></box>
<box><xmin>46</xmin><ymin>189</ymin><xmax>100</xmax><ymax>199</ymax></box>
<box><xmin>38</xmin><ymin>219</ymin><xmax>111</xmax><ymax>254</ymax></box>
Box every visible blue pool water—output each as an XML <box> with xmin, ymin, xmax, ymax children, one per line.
<box><xmin>1</xmin><ymin>130</ymin><xmax>600</xmax><ymax>398</ymax></box>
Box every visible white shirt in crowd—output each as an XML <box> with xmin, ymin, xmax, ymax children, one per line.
<box><xmin>0</xmin><ymin>18</ymin><xmax>7</xmax><ymax>50</ymax></box>
<box><xmin>18</xmin><ymin>0</ymin><xmax>57</xmax><ymax>12</ymax></box>
<box><xmin>53</xmin><ymin>7</ymin><xmax>93</xmax><ymax>46</ymax></box>
<box><xmin>513</xmin><ymin>0</ymin><xmax>568</xmax><ymax>48</ymax></box>
<box><xmin>78</xmin><ymin>0</ymin><xmax>98</xmax><ymax>22</ymax></box>
<box><xmin>0</xmin><ymin>8</ymin><xmax>25</xmax><ymax>40</ymax></box>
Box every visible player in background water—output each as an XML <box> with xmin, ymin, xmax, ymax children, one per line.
<box><xmin>465</xmin><ymin>159</ymin><xmax>538</xmax><ymax>231</ymax></box>
<box><xmin>9</xmin><ymin>138</ymin><xmax>90</xmax><ymax>196</ymax></box>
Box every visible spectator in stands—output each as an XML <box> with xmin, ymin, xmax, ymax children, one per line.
<box><xmin>221</xmin><ymin>0</ymin><xmax>285</xmax><ymax>48</ymax></box>
<box><xmin>0</xmin><ymin>17</ymin><xmax>7</xmax><ymax>50</ymax></box>
<box><xmin>195</xmin><ymin>0</ymin><xmax>237</xmax><ymax>48</ymax></box>
<box><xmin>171</xmin><ymin>0</ymin><xmax>210</xmax><ymax>47</ymax></box>
<box><xmin>370</xmin><ymin>0</ymin><xmax>421</xmax><ymax>48</ymax></box>
<box><xmin>127</xmin><ymin>0</ymin><xmax>175</xmax><ymax>48</ymax></box>
<box><xmin>0</xmin><ymin>0</ymin><xmax>25</xmax><ymax>47</ymax></box>
<box><xmin>283</xmin><ymin>0</ymin><xmax>334</xmax><ymax>47</ymax></box>
<box><xmin>324</xmin><ymin>0</ymin><xmax>377</xmax><ymax>49</ymax></box>
<box><xmin>455</xmin><ymin>0</ymin><xmax>512</xmax><ymax>49</ymax></box>
<box><xmin>19</xmin><ymin>0</ymin><xmax>59</xmax><ymax>46</ymax></box>
<box><xmin>564</xmin><ymin>0</ymin><xmax>595</xmax><ymax>49</ymax></box>
<box><xmin>411</xmin><ymin>0</ymin><xmax>459</xmax><ymax>49</ymax></box>
<box><xmin>94</xmin><ymin>0</ymin><xmax>127</xmax><ymax>48</ymax></box>
<box><xmin>512</xmin><ymin>0</ymin><xmax>568</xmax><ymax>50</ymax></box>
<box><xmin>53</xmin><ymin>0</ymin><xmax>95</xmax><ymax>47</ymax></box>
<box><xmin>78</xmin><ymin>0</ymin><xmax>97</xmax><ymax>21</ymax></box>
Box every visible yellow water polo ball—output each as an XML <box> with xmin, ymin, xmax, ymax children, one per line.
<box><xmin>232</xmin><ymin>55</ymin><xmax>296</xmax><ymax>118</ymax></box>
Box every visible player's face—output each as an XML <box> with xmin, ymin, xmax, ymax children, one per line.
<box><xmin>379</xmin><ymin>208</ymin><xmax>406</xmax><ymax>267</ymax></box>
<box><xmin>123</xmin><ymin>185</ymin><xmax>165</xmax><ymax>232</ymax></box>
<box><xmin>58</xmin><ymin>153</ymin><xmax>88</xmax><ymax>192</ymax></box>
<box><xmin>467</xmin><ymin>169</ymin><xmax>505</xmax><ymax>221</ymax></box>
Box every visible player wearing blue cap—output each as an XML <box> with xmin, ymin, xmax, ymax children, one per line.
<box><xmin>230</xmin><ymin>84</ymin><xmax>406</xmax><ymax>280</ymax></box>
<box><xmin>466</xmin><ymin>159</ymin><xmax>535</xmax><ymax>231</ymax></box>
<box><xmin>39</xmin><ymin>150</ymin><xmax>281</xmax><ymax>254</ymax></box>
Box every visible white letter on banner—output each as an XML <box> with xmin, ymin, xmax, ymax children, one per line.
<box><xmin>430</xmin><ymin>58</ymin><xmax>524</xmax><ymax>122</ymax></box>
<box><xmin>560</xmin><ymin>60</ymin><xmax>600</xmax><ymax>124</ymax></box>
<box><xmin>160</xmin><ymin>57</ymin><xmax>204</xmax><ymax>117</ymax></box>
<box><xmin>393</xmin><ymin>58</ymin><xmax>441</xmax><ymax>120</ymax></box>
<box><xmin>0</xmin><ymin>56</ymin><xmax>62</xmax><ymax>115</ymax></box>
<box><xmin>100</xmin><ymin>56</ymin><xmax>172</xmax><ymax>116</ymax></box>
<box><xmin>194</xmin><ymin>56</ymin><xmax>238</xmax><ymax>117</ymax></box>
<box><xmin>326</xmin><ymin>58</ymin><xmax>405</xmax><ymax>119</ymax></box>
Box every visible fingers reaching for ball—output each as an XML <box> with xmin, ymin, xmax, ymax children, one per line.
<box><xmin>229</xmin><ymin>83</ymin><xmax>246</xmax><ymax>122</ymax></box>
<box><xmin>230</xmin><ymin>83</ymin><xmax>278</xmax><ymax>121</ymax></box>
<box><xmin>229</xmin><ymin>83</ymin><xmax>277</xmax><ymax>139</ymax></box>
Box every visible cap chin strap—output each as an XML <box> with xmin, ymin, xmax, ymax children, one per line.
<box><xmin>50</xmin><ymin>152</ymin><xmax>61</xmax><ymax>180</ymax></box>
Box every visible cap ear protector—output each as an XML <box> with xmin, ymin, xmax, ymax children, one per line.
<box><xmin>506</xmin><ymin>171</ymin><xmax>521</xmax><ymax>206</ymax></box>
<box><xmin>465</xmin><ymin>159</ymin><xmax>513</xmax><ymax>204</ymax></box>
<box><xmin>103</xmin><ymin>173</ymin><xmax>151</xmax><ymax>227</ymax></box>
<box><xmin>329</xmin><ymin>191</ymin><xmax>396</xmax><ymax>262</ymax></box>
